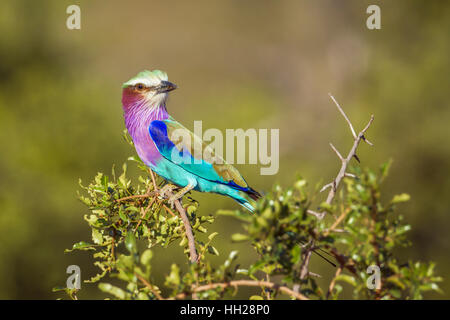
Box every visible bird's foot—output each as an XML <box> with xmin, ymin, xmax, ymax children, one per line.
<box><xmin>159</xmin><ymin>184</ymin><xmax>178</xmax><ymax>199</ymax></box>
<box><xmin>166</xmin><ymin>184</ymin><xmax>195</xmax><ymax>209</ymax></box>
<box><xmin>167</xmin><ymin>194</ymin><xmax>181</xmax><ymax>209</ymax></box>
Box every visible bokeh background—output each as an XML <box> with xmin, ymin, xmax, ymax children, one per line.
<box><xmin>0</xmin><ymin>0</ymin><xmax>448</xmax><ymax>299</ymax></box>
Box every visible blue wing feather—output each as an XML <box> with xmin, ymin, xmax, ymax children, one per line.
<box><xmin>149</xmin><ymin>119</ymin><xmax>252</xmax><ymax>191</ymax></box>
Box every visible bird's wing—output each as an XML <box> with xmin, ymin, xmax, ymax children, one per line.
<box><xmin>148</xmin><ymin>118</ymin><xmax>249</xmax><ymax>189</ymax></box>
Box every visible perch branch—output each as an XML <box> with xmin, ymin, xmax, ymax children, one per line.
<box><xmin>166</xmin><ymin>190</ymin><xmax>198</xmax><ymax>263</ymax></box>
<box><xmin>148</xmin><ymin>168</ymin><xmax>198</xmax><ymax>263</ymax></box>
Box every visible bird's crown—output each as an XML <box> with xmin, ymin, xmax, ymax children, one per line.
<box><xmin>122</xmin><ymin>70</ymin><xmax>168</xmax><ymax>88</ymax></box>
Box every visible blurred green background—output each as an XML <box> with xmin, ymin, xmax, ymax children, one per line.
<box><xmin>0</xmin><ymin>0</ymin><xmax>448</xmax><ymax>299</ymax></box>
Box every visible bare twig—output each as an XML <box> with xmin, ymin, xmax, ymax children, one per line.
<box><xmin>324</xmin><ymin>207</ymin><xmax>350</xmax><ymax>237</ymax></box>
<box><xmin>162</xmin><ymin>204</ymin><xmax>176</xmax><ymax>217</ymax></box>
<box><xmin>322</xmin><ymin>94</ymin><xmax>374</xmax><ymax>212</ymax></box>
<box><xmin>173</xmin><ymin>280</ymin><xmax>308</xmax><ymax>300</ymax></box>
<box><xmin>133</xmin><ymin>197</ymin><xmax>156</xmax><ymax>232</ymax></box>
<box><xmin>327</xmin><ymin>266</ymin><xmax>343</xmax><ymax>299</ymax></box>
<box><xmin>306</xmin><ymin>209</ymin><xmax>325</xmax><ymax>219</ymax></box>
<box><xmin>330</xmin><ymin>143</ymin><xmax>344</xmax><ymax>161</ymax></box>
<box><xmin>329</xmin><ymin>94</ymin><xmax>357</xmax><ymax>139</ymax></box>
<box><xmin>299</xmin><ymin>247</ymin><xmax>313</xmax><ymax>280</ymax></box>
<box><xmin>302</xmin><ymin>94</ymin><xmax>374</xmax><ymax>282</ymax></box>
<box><xmin>115</xmin><ymin>193</ymin><xmax>156</xmax><ymax>203</ymax></box>
<box><xmin>135</xmin><ymin>273</ymin><xmax>164</xmax><ymax>300</ymax></box>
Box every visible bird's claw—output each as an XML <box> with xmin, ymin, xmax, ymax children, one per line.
<box><xmin>167</xmin><ymin>194</ymin><xmax>181</xmax><ymax>209</ymax></box>
<box><xmin>159</xmin><ymin>184</ymin><xmax>178</xmax><ymax>199</ymax></box>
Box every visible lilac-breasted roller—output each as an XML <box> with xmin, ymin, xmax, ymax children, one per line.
<box><xmin>121</xmin><ymin>70</ymin><xmax>261</xmax><ymax>212</ymax></box>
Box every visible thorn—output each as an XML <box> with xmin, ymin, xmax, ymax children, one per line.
<box><xmin>361</xmin><ymin>134</ymin><xmax>374</xmax><ymax>146</ymax></box>
<box><xmin>320</xmin><ymin>183</ymin><xmax>333</xmax><ymax>193</ymax></box>
<box><xmin>353</xmin><ymin>154</ymin><xmax>360</xmax><ymax>163</ymax></box>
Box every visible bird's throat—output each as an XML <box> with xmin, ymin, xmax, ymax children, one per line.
<box><xmin>122</xmin><ymin>89</ymin><xmax>169</xmax><ymax>141</ymax></box>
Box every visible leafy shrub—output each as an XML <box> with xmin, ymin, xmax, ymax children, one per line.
<box><xmin>56</xmin><ymin>156</ymin><xmax>442</xmax><ymax>300</ymax></box>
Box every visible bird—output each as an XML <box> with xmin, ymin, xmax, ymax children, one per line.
<box><xmin>121</xmin><ymin>70</ymin><xmax>261</xmax><ymax>212</ymax></box>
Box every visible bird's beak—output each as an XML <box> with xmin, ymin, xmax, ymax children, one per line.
<box><xmin>157</xmin><ymin>80</ymin><xmax>177</xmax><ymax>93</ymax></box>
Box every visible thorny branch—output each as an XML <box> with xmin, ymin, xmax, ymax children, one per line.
<box><xmin>307</xmin><ymin>93</ymin><xmax>374</xmax><ymax>217</ymax></box>
<box><xmin>301</xmin><ymin>94</ymin><xmax>374</xmax><ymax>282</ymax></box>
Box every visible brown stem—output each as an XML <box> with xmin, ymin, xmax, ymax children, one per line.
<box><xmin>135</xmin><ymin>273</ymin><xmax>164</xmax><ymax>300</ymax></box>
<box><xmin>147</xmin><ymin>169</ymin><xmax>198</xmax><ymax>263</ymax></box>
<box><xmin>115</xmin><ymin>193</ymin><xmax>155</xmax><ymax>203</ymax></box>
<box><xmin>174</xmin><ymin>280</ymin><xmax>308</xmax><ymax>300</ymax></box>
<box><xmin>173</xmin><ymin>198</ymin><xmax>198</xmax><ymax>263</ymax></box>
<box><xmin>327</xmin><ymin>266</ymin><xmax>343</xmax><ymax>299</ymax></box>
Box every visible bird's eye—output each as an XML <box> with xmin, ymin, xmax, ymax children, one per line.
<box><xmin>136</xmin><ymin>83</ymin><xmax>145</xmax><ymax>90</ymax></box>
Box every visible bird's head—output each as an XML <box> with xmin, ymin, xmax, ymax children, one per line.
<box><xmin>122</xmin><ymin>70</ymin><xmax>177</xmax><ymax>109</ymax></box>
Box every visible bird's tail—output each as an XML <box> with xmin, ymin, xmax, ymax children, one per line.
<box><xmin>234</xmin><ymin>187</ymin><xmax>261</xmax><ymax>213</ymax></box>
<box><xmin>244</xmin><ymin>187</ymin><xmax>262</xmax><ymax>201</ymax></box>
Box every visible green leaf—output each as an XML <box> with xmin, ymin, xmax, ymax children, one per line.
<box><xmin>294</xmin><ymin>179</ymin><xmax>307</xmax><ymax>189</ymax></box>
<box><xmin>207</xmin><ymin>245</ymin><xmax>219</xmax><ymax>256</ymax></box>
<box><xmin>250</xmin><ymin>295</ymin><xmax>264</xmax><ymax>300</ymax></box>
<box><xmin>166</xmin><ymin>264</ymin><xmax>180</xmax><ymax>286</ymax></box>
<box><xmin>335</xmin><ymin>274</ymin><xmax>357</xmax><ymax>287</ymax></box>
<box><xmin>216</xmin><ymin>209</ymin><xmax>252</xmax><ymax>222</ymax></box>
<box><xmin>208</xmin><ymin>232</ymin><xmax>219</xmax><ymax>241</ymax></box>
<box><xmin>125</xmin><ymin>232</ymin><xmax>137</xmax><ymax>254</ymax></box>
<box><xmin>231</xmin><ymin>233</ymin><xmax>249</xmax><ymax>242</ymax></box>
<box><xmin>140</xmin><ymin>249</ymin><xmax>153</xmax><ymax>265</ymax></box>
<box><xmin>91</xmin><ymin>229</ymin><xmax>103</xmax><ymax>245</ymax></box>
<box><xmin>98</xmin><ymin>283</ymin><xmax>127</xmax><ymax>299</ymax></box>
<box><xmin>118</xmin><ymin>208</ymin><xmax>128</xmax><ymax>222</ymax></box>
<box><xmin>65</xmin><ymin>241</ymin><xmax>95</xmax><ymax>253</ymax></box>
<box><xmin>391</xmin><ymin>193</ymin><xmax>410</xmax><ymax>204</ymax></box>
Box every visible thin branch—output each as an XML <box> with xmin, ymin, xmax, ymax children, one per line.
<box><xmin>301</xmin><ymin>94</ymin><xmax>375</xmax><ymax>282</ymax></box>
<box><xmin>146</xmin><ymin>168</ymin><xmax>198</xmax><ymax>263</ymax></box>
<box><xmin>329</xmin><ymin>93</ymin><xmax>357</xmax><ymax>139</ymax></box>
<box><xmin>174</xmin><ymin>280</ymin><xmax>308</xmax><ymax>300</ymax></box>
<box><xmin>326</xmin><ymin>266</ymin><xmax>343</xmax><ymax>299</ymax></box>
<box><xmin>299</xmin><ymin>248</ymin><xmax>313</xmax><ymax>280</ymax></box>
<box><xmin>115</xmin><ymin>193</ymin><xmax>156</xmax><ymax>203</ymax></box>
<box><xmin>148</xmin><ymin>169</ymin><xmax>158</xmax><ymax>190</ymax></box>
<box><xmin>329</xmin><ymin>143</ymin><xmax>344</xmax><ymax>162</ymax></box>
<box><xmin>306</xmin><ymin>209</ymin><xmax>325</xmax><ymax>219</ymax></box>
<box><xmin>319</xmin><ymin>182</ymin><xmax>333</xmax><ymax>193</ymax></box>
<box><xmin>162</xmin><ymin>204</ymin><xmax>176</xmax><ymax>217</ymax></box>
<box><xmin>324</xmin><ymin>207</ymin><xmax>350</xmax><ymax>237</ymax></box>
<box><xmin>322</xmin><ymin>97</ymin><xmax>375</xmax><ymax>209</ymax></box>
<box><xmin>168</xmin><ymin>192</ymin><xmax>198</xmax><ymax>263</ymax></box>
<box><xmin>133</xmin><ymin>197</ymin><xmax>156</xmax><ymax>232</ymax></box>
<box><xmin>135</xmin><ymin>273</ymin><xmax>164</xmax><ymax>300</ymax></box>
